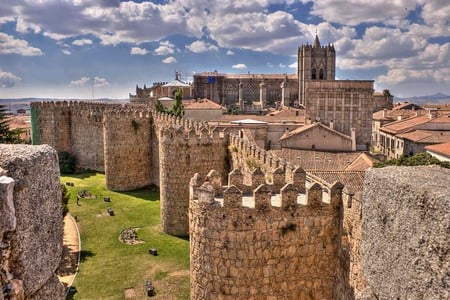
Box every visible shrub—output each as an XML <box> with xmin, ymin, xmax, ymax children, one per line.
<box><xmin>61</xmin><ymin>184</ymin><xmax>69</xmax><ymax>217</ymax></box>
<box><xmin>373</xmin><ymin>152</ymin><xmax>450</xmax><ymax>169</ymax></box>
<box><xmin>58</xmin><ymin>151</ymin><xmax>76</xmax><ymax>174</ymax></box>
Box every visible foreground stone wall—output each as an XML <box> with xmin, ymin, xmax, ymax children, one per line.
<box><xmin>189</xmin><ymin>170</ymin><xmax>344</xmax><ymax>299</ymax></box>
<box><xmin>361</xmin><ymin>165</ymin><xmax>450</xmax><ymax>299</ymax></box>
<box><xmin>0</xmin><ymin>144</ymin><xmax>64</xmax><ymax>299</ymax></box>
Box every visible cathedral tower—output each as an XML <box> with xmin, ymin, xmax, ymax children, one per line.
<box><xmin>297</xmin><ymin>35</ymin><xmax>335</xmax><ymax>106</ymax></box>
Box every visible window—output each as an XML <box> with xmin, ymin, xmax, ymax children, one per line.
<box><xmin>311</xmin><ymin>68</ymin><xmax>316</xmax><ymax>80</ymax></box>
<box><xmin>319</xmin><ymin>68</ymin><xmax>324</xmax><ymax>79</ymax></box>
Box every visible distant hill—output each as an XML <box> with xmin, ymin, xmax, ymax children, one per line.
<box><xmin>395</xmin><ymin>93</ymin><xmax>450</xmax><ymax>104</ymax></box>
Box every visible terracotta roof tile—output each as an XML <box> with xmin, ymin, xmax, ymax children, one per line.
<box><xmin>381</xmin><ymin>115</ymin><xmax>432</xmax><ymax>134</ymax></box>
<box><xmin>397</xmin><ymin>130</ymin><xmax>450</xmax><ymax>143</ymax></box>
<box><xmin>425</xmin><ymin>141</ymin><xmax>450</xmax><ymax>158</ymax></box>
<box><xmin>270</xmin><ymin>149</ymin><xmax>364</xmax><ymax>171</ymax></box>
<box><xmin>307</xmin><ymin>170</ymin><xmax>366</xmax><ymax>193</ymax></box>
<box><xmin>185</xmin><ymin>99</ymin><xmax>223</xmax><ymax>110</ymax></box>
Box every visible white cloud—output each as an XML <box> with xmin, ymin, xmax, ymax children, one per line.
<box><xmin>288</xmin><ymin>62</ymin><xmax>297</xmax><ymax>68</ymax></box>
<box><xmin>0</xmin><ymin>33</ymin><xmax>43</xmax><ymax>56</ymax></box>
<box><xmin>279</xmin><ymin>63</ymin><xmax>286</xmax><ymax>68</ymax></box>
<box><xmin>93</xmin><ymin>76</ymin><xmax>110</xmax><ymax>87</ymax></box>
<box><xmin>69</xmin><ymin>76</ymin><xmax>91</xmax><ymax>87</ymax></box>
<box><xmin>69</xmin><ymin>76</ymin><xmax>110</xmax><ymax>87</ymax></box>
<box><xmin>303</xmin><ymin>0</ymin><xmax>416</xmax><ymax>26</ymax></box>
<box><xmin>16</xmin><ymin>17</ymin><xmax>41</xmax><ymax>34</ymax></box>
<box><xmin>154</xmin><ymin>40</ymin><xmax>175</xmax><ymax>55</ymax></box>
<box><xmin>163</xmin><ymin>56</ymin><xmax>177</xmax><ymax>64</ymax></box>
<box><xmin>226</xmin><ymin>50</ymin><xmax>235</xmax><ymax>55</ymax></box>
<box><xmin>72</xmin><ymin>39</ymin><xmax>93</xmax><ymax>46</ymax></box>
<box><xmin>186</xmin><ymin>40</ymin><xmax>218</xmax><ymax>53</ymax></box>
<box><xmin>62</xmin><ymin>49</ymin><xmax>71</xmax><ymax>55</ymax></box>
<box><xmin>421</xmin><ymin>1</ymin><xmax>450</xmax><ymax>26</ymax></box>
<box><xmin>232</xmin><ymin>63</ymin><xmax>247</xmax><ymax>69</ymax></box>
<box><xmin>0</xmin><ymin>70</ymin><xmax>21</xmax><ymax>88</ymax></box>
<box><xmin>130</xmin><ymin>47</ymin><xmax>149</xmax><ymax>55</ymax></box>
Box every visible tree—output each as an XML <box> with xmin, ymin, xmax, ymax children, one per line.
<box><xmin>170</xmin><ymin>88</ymin><xmax>184</xmax><ymax>118</ymax></box>
<box><xmin>154</xmin><ymin>99</ymin><xmax>167</xmax><ymax>113</ymax></box>
<box><xmin>0</xmin><ymin>104</ymin><xmax>23</xmax><ymax>143</ymax></box>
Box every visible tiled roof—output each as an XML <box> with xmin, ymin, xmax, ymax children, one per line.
<box><xmin>162</xmin><ymin>79</ymin><xmax>191</xmax><ymax>87</ymax></box>
<box><xmin>380</xmin><ymin>115</ymin><xmax>432</xmax><ymax>134</ymax></box>
<box><xmin>398</xmin><ymin>130</ymin><xmax>450</xmax><ymax>143</ymax></box>
<box><xmin>392</xmin><ymin>102</ymin><xmax>422</xmax><ymax>110</ymax></box>
<box><xmin>279</xmin><ymin>122</ymin><xmax>351</xmax><ymax>141</ymax></box>
<box><xmin>271</xmin><ymin>149</ymin><xmax>364</xmax><ymax>171</ymax></box>
<box><xmin>373</xmin><ymin>109</ymin><xmax>418</xmax><ymax>121</ymax></box>
<box><xmin>345</xmin><ymin>153</ymin><xmax>378</xmax><ymax>171</ymax></box>
<box><xmin>307</xmin><ymin>170</ymin><xmax>366</xmax><ymax>193</ymax></box>
<box><xmin>425</xmin><ymin>141</ymin><xmax>450</xmax><ymax>158</ymax></box>
<box><xmin>185</xmin><ymin>99</ymin><xmax>223</xmax><ymax>110</ymax></box>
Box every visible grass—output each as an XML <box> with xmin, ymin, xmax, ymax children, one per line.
<box><xmin>61</xmin><ymin>172</ymin><xmax>190</xmax><ymax>299</ymax></box>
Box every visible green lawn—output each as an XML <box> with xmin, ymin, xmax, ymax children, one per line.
<box><xmin>61</xmin><ymin>173</ymin><xmax>190</xmax><ymax>299</ymax></box>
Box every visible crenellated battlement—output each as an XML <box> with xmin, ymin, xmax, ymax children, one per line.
<box><xmin>190</xmin><ymin>168</ymin><xmax>342</xmax><ymax>211</ymax></box>
<box><xmin>189</xmin><ymin>168</ymin><xmax>345</xmax><ymax>299</ymax></box>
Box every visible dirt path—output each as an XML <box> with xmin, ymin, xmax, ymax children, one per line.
<box><xmin>57</xmin><ymin>214</ymin><xmax>80</xmax><ymax>292</ymax></box>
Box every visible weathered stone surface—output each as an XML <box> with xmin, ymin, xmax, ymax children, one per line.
<box><xmin>361</xmin><ymin>165</ymin><xmax>450</xmax><ymax>299</ymax></box>
<box><xmin>28</xmin><ymin>274</ymin><xmax>64</xmax><ymax>300</ymax></box>
<box><xmin>0</xmin><ymin>144</ymin><xmax>64</xmax><ymax>299</ymax></box>
<box><xmin>0</xmin><ymin>175</ymin><xmax>16</xmax><ymax>234</ymax></box>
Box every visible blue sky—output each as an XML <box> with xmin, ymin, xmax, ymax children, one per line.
<box><xmin>0</xmin><ymin>0</ymin><xmax>449</xmax><ymax>99</ymax></box>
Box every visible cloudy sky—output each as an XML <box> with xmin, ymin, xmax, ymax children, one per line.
<box><xmin>0</xmin><ymin>0</ymin><xmax>449</xmax><ymax>99</ymax></box>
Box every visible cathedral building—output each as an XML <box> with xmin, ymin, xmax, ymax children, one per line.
<box><xmin>193</xmin><ymin>35</ymin><xmax>380</xmax><ymax>150</ymax></box>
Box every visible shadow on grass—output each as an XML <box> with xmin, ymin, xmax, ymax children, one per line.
<box><xmin>66</xmin><ymin>286</ymin><xmax>78</xmax><ymax>299</ymax></box>
<box><xmin>79</xmin><ymin>250</ymin><xmax>96</xmax><ymax>263</ymax></box>
<box><xmin>71</xmin><ymin>171</ymin><xmax>102</xmax><ymax>180</ymax></box>
<box><xmin>175</xmin><ymin>235</ymin><xmax>189</xmax><ymax>242</ymax></box>
<box><xmin>121</xmin><ymin>185</ymin><xmax>160</xmax><ymax>202</ymax></box>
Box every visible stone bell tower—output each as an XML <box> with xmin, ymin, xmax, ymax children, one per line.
<box><xmin>298</xmin><ymin>35</ymin><xmax>336</xmax><ymax>106</ymax></box>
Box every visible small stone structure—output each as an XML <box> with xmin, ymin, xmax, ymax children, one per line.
<box><xmin>0</xmin><ymin>144</ymin><xmax>64</xmax><ymax>299</ymax></box>
<box><xmin>361</xmin><ymin>165</ymin><xmax>450</xmax><ymax>299</ymax></box>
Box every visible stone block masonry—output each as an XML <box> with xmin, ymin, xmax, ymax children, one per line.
<box><xmin>0</xmin><ymin>144</ymin><xmax>65</xmax><ymax>299</ymax></box>
<box><xmin>159</xmin><ymin>126</ymin><xmax>227</xmax><ymax>236</ymax></box>
<box><xmin>103</xmin><ymin>109</ymin><xmax>152</xmax><ymax>191</ymax></box>
<box><xmin>189</xmin><ymin>169</ymin><xmax>345</xmax><ymax>299</ymax></box>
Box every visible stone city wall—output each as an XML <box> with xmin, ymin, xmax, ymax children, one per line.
<box><xmin>103</xmin><ymin>109</ymin><xmax>152</xmax><ymax>191</ymax></box>
<box><xmin>159</xmin><ymin>125</ymin><xmax>227</xmax><ymax>236</ymax></box>
<box><xmin>0</xmin><ymin>144</ymin><xmax>64</xmax><ymax>299</ymax></box>
<box><xmin>189</xmin><ymin>169</ymin><xmax>344</xmax><ymax>299</ymax></box>
<box><xmin>229</xmin><ymin>134</ymin><xmax>299</xmax><ymax>185</ymax></box>
<box><xmin>30</xmin><ymin>101</ymin><xmax>125</xmax><ymax>172</ymax></box>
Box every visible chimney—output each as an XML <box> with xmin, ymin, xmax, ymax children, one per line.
<box><xmin>397</xmin><ymin>115</ymin><xmax>402</xmax><ymax>121</ymax></box>
<box><xmin>351</xmin><ymin>128</ymin><xmax>356</xmax><ymax>151</ymax></box>
<box><xmin>383</xmin><ymin>109</ymin><xmax>387</xmax><ymax>118</ymax></box>
<box><xmin>329</xmin><ymin>120</ymin><xmax>334</xmax><ymax>130</ymax></box>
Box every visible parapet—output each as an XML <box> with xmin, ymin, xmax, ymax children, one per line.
<box><xmin>190</xmin><ymin>168</ymin><xmax>343</xmax><ymax>211</ymax></box>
